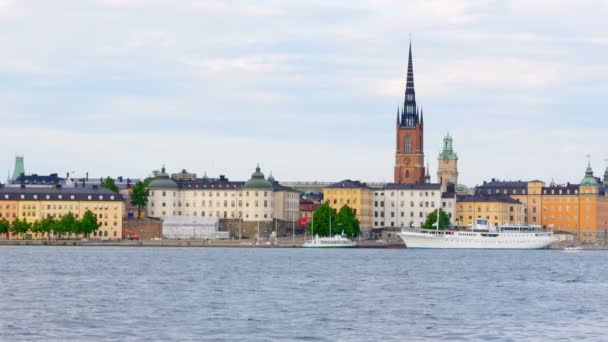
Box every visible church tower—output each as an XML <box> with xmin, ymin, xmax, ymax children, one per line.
<box><xmin>394</xmin><ymin>42</ymin><xmax>425</xmax><ymax>184</ymax></box>
<box><xmin>437</xmin><ymin>133</ymin><xmax>458</xmax><ymax>192</ymax></box>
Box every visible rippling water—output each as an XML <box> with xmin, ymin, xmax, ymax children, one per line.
<box><xmin>1</xmin><ymin>247</ymin><xmax>607</xmax><ymax>341</ymax></box>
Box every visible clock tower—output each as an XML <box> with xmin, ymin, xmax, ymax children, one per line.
<box><xmin>394</xmin><ymin>41</ymin><xmax>425</xmax><ymax>184</ymax></box>
<box><xmin>437</xmin><ymin>133</ymin><xmax>459</xmax><ymax>192</ymax></box>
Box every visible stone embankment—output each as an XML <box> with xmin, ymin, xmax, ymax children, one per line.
<box><xmin>0</xmin><ymin>239</ymin><xmax>406</xmax><ymax>248</ymax></box>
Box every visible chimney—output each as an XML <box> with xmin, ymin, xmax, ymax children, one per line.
<box><xmin>118</xmin><ymin>176</ymin><xmax>123</xmax><ymax>183</ymax></box>
<box><xmin>86</xmin><ymin>172</ymin><xmax>89</xmax><ymax>181</ymax></box>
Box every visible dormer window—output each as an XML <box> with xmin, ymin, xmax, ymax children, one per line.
<box><xmin>46</xmin><ymin>195</ymin><xmax>50</xmax><ymax>200</ymax></box>
<box><xmin>71</xmin><ymin>195</ymin><xmax>75</xmax><ymax>200</ymax></box>
<box><xmin>58</xmin><ymin>195</ymin><xmax>62</xmax><ymax>199</ymax></box>
<box><xmin>33</xmin><ymin>195</ymin><xmax>38</xmax><ymax>199</ymax></box>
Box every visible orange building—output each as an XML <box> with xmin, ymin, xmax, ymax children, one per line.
<box><xmin>0</xmin><ymin>200</ymin><xmax>18</xmax><ymax>239</ymax></box>
<box><xmin>476</xmin><ymin>163</ymin><xmax>608</xmax><ymax>244</ymax></box>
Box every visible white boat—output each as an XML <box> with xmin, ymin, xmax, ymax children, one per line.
<box><xmin>303</xmin><ymin>234</ymin><xmax>356</xmax><ymax>248</ymax></box>
<box><xmin>303</xmin><ymin>214</ymin><xmax>356</xmax><ymax>248</ymax></box>
<box><xmin>398</xmin><ymin>218</ymin><xmax>557</xmax><ymax>249</ymax></box>
<box><xmin>562</xmin><ymin>244</ymin><xmax>582</xmax><ymax>252</ymax></box>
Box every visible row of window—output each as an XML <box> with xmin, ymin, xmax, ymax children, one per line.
<box><xmin>374</xmin><ymin>191</ymin><xmax>437</xmax><ymax>197</ymax></box>
<box><xmin>374</xmin><ymin>201</ymin><xmax>436</xmax><ymax>208</ymax></box>
<box><xmin>155</xmin><ymin>191</ymin><xmax>270</xmax><ymax>197</ymax></box>
<box><xmin>151</xmin><ymin>200</ymin><xmax>272</xmax><ymax>208</ymax></box>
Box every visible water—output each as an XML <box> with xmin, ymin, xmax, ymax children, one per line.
<box><xmin>1</xmin><ymin>247</ymin><xmax>607</xmax><ymax>341</ymax></box>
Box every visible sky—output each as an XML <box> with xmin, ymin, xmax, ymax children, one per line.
<box><xmin>1</xmin><ymin>0</ymin><xmax>607</xmax><ymax>186</ymax></box>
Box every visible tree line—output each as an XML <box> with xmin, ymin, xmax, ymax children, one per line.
<box><xmin>0</xmin><ymin>210</ymin><xmax>100</xmax><ymax>240</ymax></box>
<box><xmin>307</xmin><ymin>203</ymin><xmax>360</xmax><ymax>237</ymax></box>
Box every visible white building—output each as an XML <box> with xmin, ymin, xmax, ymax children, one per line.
<box><xmin>147</xmin><ymin>165</ymin><xmax>299</xmax><ymax>224</ymax></box>
<box><xmin>373</xmin><ymin>184</ymin><xmax>445</xmax><ymax>228</ymax></box>
<box><xmin>162</xmin><ymin>215</ymin><xmax>228</xmax><ymax>240</ymax></box>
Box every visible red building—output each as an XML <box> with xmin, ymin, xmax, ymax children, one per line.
<box><xmin>394</xmin><ymin>42</ymin><xmax>426</xmax><ymax>184</ymax></box>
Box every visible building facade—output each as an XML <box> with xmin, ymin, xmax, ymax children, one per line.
<box><xmin>474</xmin><ymin>163</ymin><xmax>608</xmax><ymax>244</ymax></box>
<box><xmin>0</xmin><ymin>185</ymin><xmax>124</xmax><ymax>239</ymax></box>
<box><xmin>456</xmin><ymin>195</ymin><xmax>524</xmax><ymax>227</ymax></box>
<box><xmin>146</xmin><ymin>165</ymin><xmax>300</xmax><ymax>238</ymax></box>
<box><xmin>394</xmin><ymin>42</ymin><xmax>425</xmax><ymax>184</ymax></box>
<box><xmin>323</xmin><ymin>180</ymin><xmax>373</xmax><ymax>229</ymax></box>
<box><xmin>372</xmin><ymin>184</ymin><xmax>444</xmax><ymax>228</ymax></box>
<box><xmin>437</xmin><ymin>133</ymin><xmax>458</xmax><ymax>192</ymax></box>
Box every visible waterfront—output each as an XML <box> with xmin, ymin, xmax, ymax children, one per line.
<box><xmin>1</xmin><ymin>247</ymin><xmax>608</xmax><ymax>341</ymax></box>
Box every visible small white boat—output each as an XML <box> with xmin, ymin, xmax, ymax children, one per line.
<box><xmin>303</xmin><ymin>234</ymin><xmax>356</xmax><ymax>248</ymax></box>
<box><xmin>562</xmin><ymin>244</ymin><xmax>582</xmax><ymax>252</ymax></box>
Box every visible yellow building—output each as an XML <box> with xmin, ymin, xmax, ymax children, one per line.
<box><xmin>456</xmin><ymin>195</ymin><xmax>524</xmax><ymax>227</ymax></box>
<box><xmin>0</xmin><ymin>186</ymin><xmax>124</xmax><ymax>240</ymax></box>
<box><xmin>323</xmin><ymin>180</ymin><xmax>373</xmax><ymax>229</ymax></box>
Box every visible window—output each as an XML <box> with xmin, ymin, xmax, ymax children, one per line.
<box><xmin>405</xmin><ymin>135</ymin><xmax>412</xmax><ymax>153</ymax></box>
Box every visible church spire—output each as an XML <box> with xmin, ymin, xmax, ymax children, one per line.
<box><xmin>400</xmin><ymin>39</ymin><xmax>419</xmax><ymax>127</ymax></box>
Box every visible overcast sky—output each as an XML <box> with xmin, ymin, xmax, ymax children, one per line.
<box><xmin>1</xmin><ymin>0</ymin><xmax>607</xmax><ymax>186</ymax></box>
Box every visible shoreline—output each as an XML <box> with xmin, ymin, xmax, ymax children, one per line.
<box><xmin>0</xmin><ymin>239</ymin><xmax>406</xmax><ymax>249</ymax></box>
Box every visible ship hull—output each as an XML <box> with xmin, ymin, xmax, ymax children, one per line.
<box><xmin>398</xmin><ymin>231</ymin><xmax>557</xmax><ymax>249</ymax></box>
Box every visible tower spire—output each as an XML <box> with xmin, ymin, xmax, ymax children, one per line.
<box><xmin>401</xmin><ymin>38</ymin><xmax>418</xmax><ymax>127</ymax></box>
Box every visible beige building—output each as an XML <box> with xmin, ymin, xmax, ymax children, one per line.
<box><xmin>147</xmin><ymin>165</ymin><xmax>299</xmax><ymax>224</ymax></box>
<box><xmin>0</xmin><ymin>185</ymin><xmax>124</xmax><ymax>239</ymax></box>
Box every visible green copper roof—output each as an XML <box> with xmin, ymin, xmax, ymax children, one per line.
<box><xmin>148</xmin><ymin>166</ymin><xmax>178</xmax><ymax>189</ymax></box>
<box><xmin>11</xmin><ymin>156</ymin><xmax>25</xmax><ymax>181</ymax></box>
<box><xmin>438</xmin><ymin>133</ymin><xmax>458</xmax><ymax>160</ymax></box>
<box><xmin>580</xmin><ymin>162</ymin><xmax>598</xmax><ymax>187</ymax></box>
<box><xmin>244</xmin><ymin>164</ymin><xmax>273</xmax><ymax>189</ymax></box>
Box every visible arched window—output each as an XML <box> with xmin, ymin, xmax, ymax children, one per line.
<box><xmin>405</xmin><ymin>135</ymin><xmax>412</xmax><ymax>153</ymax></box>
<box><xmin>405</xmin><ymin>170</ymin><xmax>410</xmax><ymax>178</ymax></box>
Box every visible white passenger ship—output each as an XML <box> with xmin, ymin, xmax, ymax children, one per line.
<box><xmin>398</xmin><ymin>218</ymin><xmax>557</xmax><ymax>249</ymax></box>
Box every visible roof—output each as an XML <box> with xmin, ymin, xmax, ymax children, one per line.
<box><xmin>149</xmin><ymin>167</ymin><xmax>178</xmax><ymax>190</ymax></box>
<box><xmin>11</xmin><ymin>173</ymin><xmax>63</xmax><ymax>185</ymax></box>
<box><xmin>477</xmin><ymin>180</ymin><xmax>528</xmax><ymax>189</ymax></box>
<box><xmin>384</xmin><ymin>183</ymin><xmax>441</xmax><ymax>190</ymax></box>
<box><xmin>456</xmin><ymin>194</ymin><xmax>521</xmax><ymax>204</ymax></box>
<box><xmin>442</xmin><ymin>192</ymin><xmax>456</xmax><ymax>199</ymax></box>
<box><xmin>271</xmin><ymin>181</ymin><xmax>299</xmax><ymax>193</ymax></box>
<box><xmin>325</xmin><ymin>179</ymin><xmax>372</xmax><ymax>190</ymax></box>
<box><xmin>178</xmin><ymin>179</ymin><xmax>244</xmax><ymax>190</ymax></box>
<box><xmin>244</xmin><ymin>165</ymin><xmax>273</xmax><ymax>189</ymax></box>
<box><xmin>0</xmin><ymin>186</ymin><xmax>124</xmax><ymax>202</ymax></box>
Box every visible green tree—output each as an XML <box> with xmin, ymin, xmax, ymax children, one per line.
<box><xmin>335</xmin><ymin>205</ymin><xmax>360</xmax><ymax>237</ymax></box>
<box><xmin>306</xmin><ymin>203</ymin><xmax>337</xmax><ymax>237</ymax></box>
<box><xmin>422</xmin><ymin>208</ymin><xmax>451</xmax><ymax>230</ymax></box>
<box><xmin>30</xmin><ymin>220</ymin><xmax>42</xmax><ymax>238</ymax></box>
<box><xmin>100</xmin><ymin>177</ymin><xmax>119</xmax><ymax>193</ymax></box>
<box><xmin>0</xmin><ymin>218</ymin><xmax>10</xmax><ymax>239</ymax></box>
<box><xmin>80</xmin><ymin>210</ymin><xmax>100</xmax><ymax>237</ymax></box>
<box><xmin>10</xmin><ymin>217</ymin><xmax>31</xmax><ymax>239</ymax></box>
<box><xmin>58</xmin><ymin>212</ymin><xmax>78</xmax><ymax>238</ymax></box>
<box><xmin>130</xmin><ymin>180</ymin><xmax>150</xmax><ymax>219</ymax></box>
<box><xmin>39</xmin><ymin>217</ymin><xmax>56</xmax><ymax>240</ymax></box>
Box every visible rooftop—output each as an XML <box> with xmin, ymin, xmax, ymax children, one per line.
<box><xmin>325</xmin><ymin>180</ymin><xmax>372</xmax><ymax>190</ymax></box>
<box><xmin>0</xmin><ymin>185</ymin><xmax>124</xmax><ymax>202</ymax></box>
<box><xmin>457</xmin><ymin>194</ymin><xmax>521</xmax><ymax>204</ymax></box>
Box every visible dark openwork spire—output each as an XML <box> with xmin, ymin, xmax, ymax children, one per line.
<box><xmin>400</xmin><ymin>40</ymin><xmax>419</xmax><ymax>127</ymax></box>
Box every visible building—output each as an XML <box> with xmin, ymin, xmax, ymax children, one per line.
<box><xmin>162</xmin><ymin>216</ymin><xmax>227</xmax><ymax>240</ymax></box>
<box><xmin>441</xmin><ymin>192</ymin><xmax>457</xmax><ymax>222</ymax></box>
<box><xmin>146</xmin><ymin>165</ymin><xmax>300</xmax><ymax>239</ymax></box>
<box><xmin>456</xmin><ymin>195</ymin><xmax>524</xmax><ymax>227</ymax></box>
<box><xmin>394</xmin><ymin>42</ymin><xmax>425</xmax><ymax>184</ymax></box>
<box><xmin>437</xmin><ymin>133</ymin><xmax>459</xmax><ymax>192</ymax></box>
<box><xmin>323</xmin><ymin>180</ymin><xmax>373</xmax><ymax>230</ymax></box>
<box><xmin>474</xmin><ymin>163</ymin><xmax>608</xmax><ymax>244</ymax></box>
<box><xmin>269</xmin><ymin>174</ymin><xmax>300</xmax><ymax>223</ymax></box>
<box><xmin>0</xmin><ymin>185</ymin><xmax>124</xmax><ymax>239</ymax></box>
<box><xmin>372</xmin><ymin>184</ymin><xmax>443</xmax><ymax>228</ymax></box>
<box><xmin>299</xmin><ymin>199</ymin><xmax>320</xmax><ymax>227</ymax></box>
